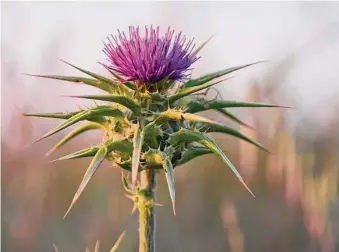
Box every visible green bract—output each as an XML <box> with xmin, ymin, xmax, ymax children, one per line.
<box><xmin>26</xmin><ymin>59</ymin><xmax>286</xmax><ymax>218</ymax></box>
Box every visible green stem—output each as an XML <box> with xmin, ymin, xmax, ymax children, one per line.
<box><xmin>138</xmin><ymin>169</ymin><xmax>157</xmax><ymax>252</ymax></box>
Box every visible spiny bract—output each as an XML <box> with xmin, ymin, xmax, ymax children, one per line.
<box><xmin>25</xmin><ymin>26</ymin><xmax>285</xmax><ymax>218</ymax></box>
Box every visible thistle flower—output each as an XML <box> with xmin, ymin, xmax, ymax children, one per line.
<box><xmin>25</xmin><ymin>26</ymin><xmax>289</xmax><ymax>252</ymax></box>
<box><xmin>103</xmin><ymin>26</ymin><xmax>199</xmax><ymax>85</ymax></box>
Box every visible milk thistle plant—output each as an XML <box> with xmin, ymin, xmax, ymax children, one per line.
<box><xmin>26</xmin><ymin>26</ymin><xmax>286</xmax><ymax>252</ymax></box>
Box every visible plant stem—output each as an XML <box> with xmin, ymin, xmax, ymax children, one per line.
<box><xmin>138</xmin><ymin>169</ymin><xmax>157</xmax><ymax>252</ymax></box>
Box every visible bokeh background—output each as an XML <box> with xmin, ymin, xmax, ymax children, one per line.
<box><xmin>2</xmin><ymin>1</ymin><xmax>339</xmax><ymax>252</ymax></box>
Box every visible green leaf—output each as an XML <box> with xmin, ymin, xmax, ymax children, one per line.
<box><xmin>142</xmin><ymin>123</ymin><xmax>163</xmax><ymax>149</ymax></box>
<box><xmin>60</xmin><ymin>59</ymin><xmax>120</xmax><ymax>87</ymax></box>
<box><xmin>60</xmin><ymin>60</ymin><xmax>135</xmax><ymax>95</ymax></box>
<box><xmin>116</xmin><ymin>159</ymin><xmax>132</xmax><ymax>171</ymax></box>
<box><xmin>156</xmin><ymin>109</ymin><xmax>219</xmax><ymax>125</ymax></box>
<box><xmin>51</xmin><ymin>139</ymin><xmax>133</xmax><ymax>163</ymax></box>
<box><xmin>122</xmin><ymin>81</ymin><xmax>137</xmax><ymax>91</ymax></box>
<box><xmin>169</xmin><ymin>129</ymin><xmax>254</xmax><ymax>196</ymax></box>
<box><xmin>168</xmin><ymin>78</ymin><xmax>228</xmax><ymax>104</ymax></box>
<box><xmin>197</xmin><ymin>123</ymin><xmax>269</xmax><ymax>152</ymax></box>
<box><xmin>129</xmin><ymin>122</ymin><xmax>160</xmax><ymax>178</ymax></box>
<box><xmin>25</xmin><ymin>74</ymin><xmax>114</xmax><ymax>93</ymax></box>
<box><xmin>181</xmin><ymin>97</ymin><xmax>253</xmax><ymax>128</ymax></box>
<box><xmin>185</xmin><ymin>99</ymin><xmax>288</xmax><ymax>113</ymax></box>
<box><xmin>106</xmin><ymin>139</ymin><xmax>133</xmax><ymax>154</ymax></box>
<box><xmin>99</xmin><ymin>62</ymin><xmax>123</xmax><ymax>80</ymax></box>
<box><xmin>175</xmin><ymin>146</ymin><xmax>213</xmax><ymax>166</ymax></box>
<box><xmin>169</xmin><ymin>129</ymin><xmax>206</xmax><ymax>146</ymax></box>
<box><xmin>60</xmin><ymin>59</ymin><xmax>133</xmax><ymax>94</ymax></box>
<box><xmin>24</xmin><ymin>111</ymin><xmax>80</xmax><ymax>120</ymax></box>
<box><xmin>132</xmin><ymin>124</ymin><xmax>144</xmax><ymax>185</ymax></box>
<box><xmin>46</xmin><ymin>122</ymin><xmax>104</xmax><ymax>156</ymax></box>
<box><xmin>215</xmin><ymin>108</ymin><xmax>253</xmax><ymax>129</ymax></box>
<box><xmin>35</xmin><ymin>106</ymin><xmax>124</xmax><ymax>142</ymax></box>
<box><xmin>180</xmin><ymin>62</ymin><xmax>263</xmax><ymax>89</ymax></box>
<box><xmin>35</xmin><ymin>110</ymin><xmax>89</xmax><ymax>142</ymax></box>
<box><xmin>163</xmin><ymin>156</ymin><xmax>176</xmax><ymax>215</ymax></box>
<box><xmin>199</xmin><ymin>136</ymin><xmax>254</xmax><ymax>196</ymax></box>
<box><xmin>64</xmin><ymin>144</ymin><xmax>108</xmax><ymax>218</ymax></box>
<box><xmin>50</xmin><ymin>147</ymin><xmax>99</xmax><ymax>162</ymax></box>
<box><xmin>68</xmin><ymin>95</ymin><xmax>141</xmax><ymax>115</ymax></box>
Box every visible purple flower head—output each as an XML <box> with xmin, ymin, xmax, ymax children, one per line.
<box><xmin>103</xmin><ymin>26</ymin><xmax>199</xmax><ymax>84</ymax></box>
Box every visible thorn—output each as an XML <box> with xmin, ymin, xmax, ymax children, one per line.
<box><xmin>240</xmin><ymin>178</ymin><xmax>255</xmax><ymax>198</ymax></box>
<box><xmin>63</xmin><ymin>209</ymin><xmax>71</xmax><ymax>219</ymax></box>
<box><xmin>63</xmin><ymin>197</ymin><xmax>76</xmax><ymax>219</ymax></box>
<box><xmin>281</xmin><ymin>105</ymin><xmax>295</xmax><ymax>109</ymax></box>
<box><xmin>201</xmin><ymin>125</ymin><xmax>211</xmax><ymax>134</ymax></box>
<box><xmin>131</xmin><ymin>204</ymin><xmax>137</xmax><ymax>214</ymax></box>
<box><xmin>22</xmin><ymin>73</ymin><xmax>44</xmax><ymax>78</ymax></box>
<box><xmin>61</xmin><ymin>95</ymin><xmax>78</xmax><ymax>98</ymax></box>
<box><xmin>111</xmin><ymin>230</ymin><xmax>126</xmax><ymax>252</ymax></box>
<box><xmin>136</xmin><ymin>180</ymin><xmax>141</xmax><ymax>188</ymax></box>
<box><xmin>32</xmin><ymin>135</ymin><xmax>45</xmax><ymax>144</ymax></box>
<box><xmin>172</xmin><ymin>201</ymin><xmax>176</xmax><ymax>216</ymax></box>
<box><xmin>125</xmin><ymin>194</ymin><xmax>134</xmax><ymax>201</ymax></box>
<box><xmin>53</xmin><ymin>244</ymin><xmax>60</xmax><ymax>252</ymax></box>
<box><xmin>45</xmin><ymin>148</ymin><xmax>54</xmax><ymax>157</ymax></box>
<box><xmin>267</xmin><ymin>149</ymin><xmax>275</xmax><ymax>155</ymax></box>
<box><xmin>48</xmin><ymin>158</ymin><xmax>60</xmax><ymax>163</ymax></box>
<box><xmin>58</xmin><ymin>58</ymin><xmax>71</xmax><ymax>66</ymax></box>
<box><xmin>241</xmin><ymin>122</ymin><xmax>255</xmax><ymax>130</ymax></box>
<box><xmin>154</xmin><ymin>202</ymin><xmax>163</xmax><ymax>207</ymax></box>
<box><xmin>13</xmin><ymin>104</ymin><xmax>25</xmax><ymax>117</ymax></box>
<box><xmin>192</xmin><ymin>35</ymin><xmax>214</xmax><ymax>56</ymax></box>
<box><xmin>94</xmin><ymin>240</ymin><xmax>100</xmax><ymax>252</ymax></box>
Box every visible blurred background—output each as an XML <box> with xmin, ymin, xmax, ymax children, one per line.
<box><xmin>2</xmin><ymin>1</ymin><xmax>339</xmax><ymax>252</ymax></box>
